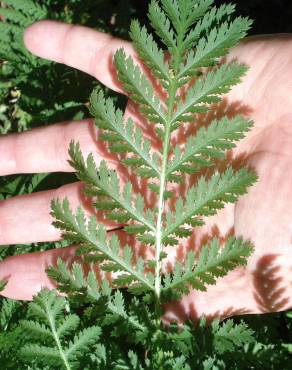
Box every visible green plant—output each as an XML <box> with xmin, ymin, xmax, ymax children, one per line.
<box><xmin>20</xmin><ymin>289</ymin><xmax>101</xmax><ymax>370</ymax></box>
<box><xmin>15</xmin><ymin>0</ymin><xmax>261</xmax><ymax>368</ymax></box>
<box><xmin>2</xmin><ymin>1</ymin><xmax>292</xmax><ymax>369</ymax></box>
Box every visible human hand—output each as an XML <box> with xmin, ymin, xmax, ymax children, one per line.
<box><xmin>0</xmin><ymin>21</ymin><xmax>292</xmax><ymax>321</ymax></box>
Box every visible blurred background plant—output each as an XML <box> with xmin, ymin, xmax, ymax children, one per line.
<box><xmin>0</xmin><ymin>0</ymin><xmax>292</xmax><ymax>368</ymax></box>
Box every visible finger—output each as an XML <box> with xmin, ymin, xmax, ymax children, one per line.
<box><xmin>0</xmin><ymin>182</ymin><xmax>118</xmax><ymax>245</ymax></box>
<box><xmin>24</xmin><ymin>20</ymin><xmax>134</xmax><ymax>93</ymax></box>
<box><xmin>0</xmin><ymin>246</ymin><xmax>76</xmax><ymax>300</ymax></box>
<box><xmin>0</xmin><ymin>118</ymin><xmax>118</xmax><ymax>176</ymax></box>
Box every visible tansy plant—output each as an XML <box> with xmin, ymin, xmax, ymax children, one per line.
<box><xmin>20</xmin><ymin>0</ymin><xmax>258</xmax><ymax>368</ymax></box>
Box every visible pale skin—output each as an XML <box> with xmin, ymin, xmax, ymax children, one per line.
<box><xmin>1</xmin><ymin>21</ymin><xmax>292</xmax><ymax>322</ymax></box>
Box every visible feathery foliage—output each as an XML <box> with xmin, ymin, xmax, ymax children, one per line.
<box><xmin>162</xmin><ymin>237</ymin><xmax>253</xmax><ymax>300</ymax></box>
<box><xmin>20</xmin><ymin>289</ymin><xmax>101</xmax><ymax>370</ymax></box>
<box><xmin>0</xmin><ymin>0</ymin><xmax>272</xmax><ymax>368</ymax></box>
<box><xmin>47</xmin><ymin>0</ymin><xmax>258</xmax><ymax>367</ymax></box>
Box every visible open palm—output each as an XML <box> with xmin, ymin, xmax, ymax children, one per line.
<box><xmin>0</xmin><ymin>21</ymin><xmax>292</xmax><ymax>321</ymax></box>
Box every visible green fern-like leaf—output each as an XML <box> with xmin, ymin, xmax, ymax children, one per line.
<box><xmin>65</xmin><ymin>326</ymin><xmax>101</xmax><ymax>365</ymax></box>
<box><xmin>1</xmin><ymin>0</ymin><xmax>46</xmax><ymax>19</ymax></box>
<box><xmin>0</xmin><ymin>7</ymin><xmax>28</xmax><ymax>26</ymax></box>
<box><xmin>172</xmin><ymin>62</ymin><xmax>248</xmax><ymax>125</ymax></box>
<box><xmin>90</xmin><ymin>89</ymin><xmax>160</xmax><ymax>176</ymax></box>
<box><xmin>162</xmin><ymin>237</ymin><xmax>253</xmax><ymax>299</ymax></box>
<box><xmin>68</xmin><ymin>141</ymin><xmax>156</xmax><ymax>231</ymax></box>
<box><xmin>162</xmin><ymin>0</ymin><xmax>213</xmax><ymax>37</ymax></box>
<box><xmin>49</xmin><ymin>1</ymin><xmax>257</xmax><ymax>366</ymax></box>
<box><xmin>51</xmin><ymin>0</ymin><xmax>256</xmax><ymax>311</ymax></box>
<box><xmin>167</xmin><ymin>115</ymin><xmax>253</xmax><ymax>177</ymax></box>
<box><xmin>0</xmin><ymin>298</ymin><xmax>18</xmax><ymax>330</ymax></box>
<box><xmin>183</xmin><ymin>3</ymin><xmax>236</xmax><ymax>45</ymax></box>
<box><xmin>104</xmin><ymin>290</ymin><xmax>146</xmax><ymax>334</ymax></box>
<box><xmin>47</xmin><ymin>258</ymin><xmax>111</xmax><ymax>302</ymax></box>
<box><xmin>114</xmin><ymin>49</ymin><xmax>167</xmax><ymax>125</ymax></box>
<box><xmin>21</xmin><ymin>344</ymin><xmax>62</xmax><ymax>366</ymax></box>
<box><xmin>180</xmin><ymin>16</ymin><xmax>252</xmax><ymax>77</ymax></box>
<box><xmin>130</xmin><ymin>20</ymin><xmax>170</xmax><ymax>86</ymax></box>
<box><xmin>163</xmin><ymin>167</ymin><xmax>257</xmax><ymax>244</ymax></box>
<box><xmin>20</xmin><ymin>289</ymin><xmax>100</xmax><ymax>370</ymax></box>
<box><xmin>212</xmin><ymin>318</ymin><xmax>254</xmax><ymax>354</ymax></box>
<box><xmin>148</xmin><ymin>0</ymin><xmax>176</xmax><ymax>48</ymax></box>
<box><xmin>51</xmin><ymin>198</ymin><xmax>154</xmax><ymax>293</ymax></box>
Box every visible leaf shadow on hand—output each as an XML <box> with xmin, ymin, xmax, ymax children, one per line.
<box><xmin>253</xmin><ymin>254</ymin><xmax>290</xmax><ymax>313</ymax></box>
<box><xmin>163</xmin><ymin>253</ymin><xmax>292</xmax><ymax>324</ymax></box>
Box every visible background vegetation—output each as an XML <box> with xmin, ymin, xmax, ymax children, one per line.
<box><xmin>0</xmin><ymin>0</ymin><xmax>292</xmax><ymax>368</ymax></box>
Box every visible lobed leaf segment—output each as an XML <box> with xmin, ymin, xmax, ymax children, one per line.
<box><xmin>20</xmin><ymin>289</ymin><xmax>100</xmax><ymax>370</ymax></box>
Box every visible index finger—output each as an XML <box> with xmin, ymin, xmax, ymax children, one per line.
<box><xmin>23</xmin><ymin>20</ymin><xmax>134</xmax><ymax>94</ymax></box>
